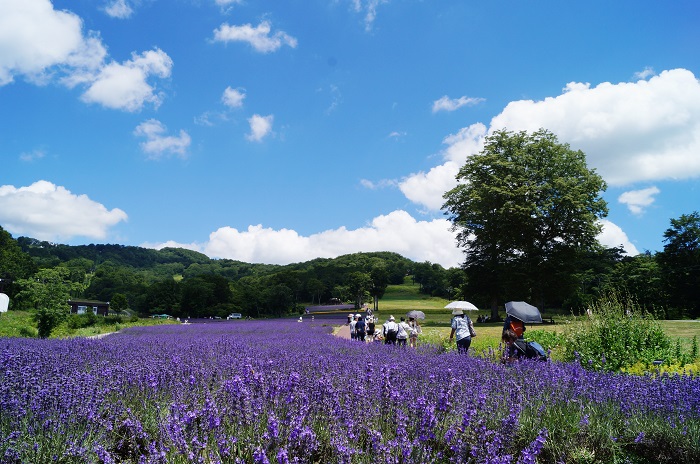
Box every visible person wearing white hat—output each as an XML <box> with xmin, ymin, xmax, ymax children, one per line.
<box><xmin>449</xmin><ymin>308</ymin><xmax>476</xmax><ymax>354</ymax></box>
<box><xmin>382</xmin><ymin>315</ymin><xmax>399</xmax><ymax>344</ymax></box>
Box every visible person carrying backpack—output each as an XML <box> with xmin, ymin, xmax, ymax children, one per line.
<box><xmin>382</xmin><ymin>316</ymin><xmax>399</xmax><ymax>345</ymax></box>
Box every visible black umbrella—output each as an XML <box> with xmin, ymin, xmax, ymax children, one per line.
<box><xmin>406</xmin><ymin>310</ymin><xmax>425</xmax><ymax>320</ymax></box>
<box><xmin>505</xmin><ymin>301</ymin><xmax>542</xmax><ymax>323</ymax></box>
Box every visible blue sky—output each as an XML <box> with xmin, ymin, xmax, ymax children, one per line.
<box><xmin>2</xmin><ymin>0</ymin><xmax>700</xmax><ymax>268</ymax></box>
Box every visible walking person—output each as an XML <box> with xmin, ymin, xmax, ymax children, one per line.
<box><xmin>449</xmin><ymin>309</ymin><xmax>476</xmax><ymax>354</ymax></box>
<box><xmin>355</xmin><ymin>315</ymin><xmax>366</xmax><ymax>342</ymax></box>
<box><xmin>397</xmin><ymin>317</ymin><xmax>410</xmax><ymax>347</ymax></box>
<box><xmin>349</xmin><ymin>315</ymin><xmax>357</xmax><ymax>341</ymax></box>
<box><xmin>408</xmin><ymin>316</ymin><xmax>421</xmax><ymax>348</ymax></box>
<box><xmin>382</xmin><ymin>316</ymin><xmax>399</xmax><ymax>345</ymax></box>
<box><xmin>366</xmin><ymin>316</ymin><xmax>376</xmax><ymax>343</ymax></box>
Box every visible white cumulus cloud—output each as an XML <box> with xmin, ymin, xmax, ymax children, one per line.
<box><xmin>222</xmin><ymin>86</ymin><xmax>246</xmax><ymax>108</ymax></box>
<box><xmin>247</xmin><ymin>114</ymin><xmax>274</xmax><ymax>142</ymax></box>
<box><xmin>399</xmin><ymin>123</ymin><xmax>487</xmax><ymax>210</ymax></box>
<box><xmin>400</xmin><ymin>69</ymin><xmax>700</xmax><ymax>214</ymax></box>
<box><xmin>0</xmin><ymin>181</ymin><xmax>127</xmax><ymax>241</ymax></box>
<box><xmin>146</xmin><ymin>210</ymin><xmax>464</xmax><ymax>268</ymax></box>
<box><xmin>0</xmin><ymin>0</ymin><xmax>171</xmax><ymax>112</ymax></box>
<box><xmin>0</xmin><ymin>0</ymin><xmax>98</xmax><ymax>85</ymax></box>
<box><xmin>597</xmin><ymin>219</ymin><xmax>639</xmax><ymax>255</ymax></box>
<box><xmin>146</xmin><ymin>213</ymin><xmax>639</xmax><ymax>267</ymax></box>
<box><xmin>432</xmin><ymin>95</ymin><xmax>484</xmax><ymax>113</ymax></box>
<box><xmin>213</xmin><ymin>21</ymin><xmax>297</xmax><ymax>53</ymax></box>
<box><xmin>618</xmin><ymin>186</ymin><xmax>660</xmax><ymax>215</ymax></box>
<box><xmin>134</xmin><ymin>119</ymin><xmax>191</xmax><ymax>159</ymax></box>
<box><xmin>489</xmin><ymin>69</ymin><xmax>700</xmax><ymax>186</ymax></box>
<box><xmin>79</xmin><ymin>48</ymin><xmax>173</xmax><ymax>112</ymax></box>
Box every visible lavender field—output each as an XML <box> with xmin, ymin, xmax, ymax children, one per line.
<box><xmin>1</xmin><ymin>320</ymin><xmax>699</xmax><ymax>463</ymax></box>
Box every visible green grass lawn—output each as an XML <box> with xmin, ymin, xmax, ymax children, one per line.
<box><xmin>374</xmin><ymin>278</ymin><xmax>700</xmax><ymax>352</ymax></box>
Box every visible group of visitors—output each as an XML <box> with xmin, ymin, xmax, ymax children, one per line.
<box><xmin>345</xmin><ymin>304</ymin><xmax>544</xmax><ymax>362</ymax></box>
<box><xmin>348</xmin><ymin>314</ymin><xmax>421</xmax><ymax>347</ymax></box>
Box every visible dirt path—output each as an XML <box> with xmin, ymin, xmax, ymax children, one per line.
<box><xmin>335</xmin><ymin>324</ymin><xmax>351</xmax><ymax>340</ymax></box>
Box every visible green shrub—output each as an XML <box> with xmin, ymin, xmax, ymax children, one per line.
<box><xmin>66</xmin><ymin>312</ymin><xmax>99</xmax><ymax>329</ymax></box>
<box><xmin>525</xmin><ymin>329</ymin><xmax>563</xmax><ymax>352</ymax></box>
<box><xmin>561</xmin><ymin>291</ymin><xmax>674</xmax><ymax>372</ymax></box>
<box><xmin>104</xmin><ymin>315</ymin><xmax>123</xmax><ymax>325</ymax></box>
<box><xmin>18</xmin><ymin>327</ymin><xmax>37</xmax><ymax>338</ymax></box>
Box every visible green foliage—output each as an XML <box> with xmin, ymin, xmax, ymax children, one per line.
<box><xmin>0</xmin><ymin>226</ymin><xmax>37</xmax><ymax>299</ymax></box>
<box><xmin>525</xmin><ymin>329</ymin><xmax>563</xmax><ymax>352</ymax></box>
<box><xmin>66</xmin><ymin>312</ymin><xmax>98</xmax><ymax>329</ymax></box>
<box><xmin>15</xmin><ymin>268</ymin><xmax>80</xmax><ymax>338</ymax></box>
<box><xmin>443</xmin><ymin>128</ymin><xmax>608</xmax><ymax>315</ymax></box>
<box><xmin>18</xmin><ymin>326</ymin><xmax>37</xmax><ymax>338</ymax></box>
<box><xmin>657</xmin><ymin>211</ymin><xmax>700</xmax><ymax>318</ymax></box>
<box><xmin>561</xmin><ymin>292</ymin><xmax>675</xmax><ymax>371</ymax></box>
<box><xmin>110</xmin><ymin>292</ymin><xmax>129</xmax><ymax>311</ymax></box>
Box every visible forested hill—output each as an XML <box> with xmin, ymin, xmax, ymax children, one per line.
<box><xmin>8</xmin><ymin>234</ymin><xmax>462</xmax><ymax>318</ymax></box>
<box><xmin>15</xmin><ymin>237</ymin><xmax>415</xmax><ymax>283</ymax></box>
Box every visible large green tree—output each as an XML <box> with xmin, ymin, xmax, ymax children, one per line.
<box><xmin>0</xmin><ymin>226</ymin><xmax>37</xmax><ymax>299</ymax></box>
<box><xmin>15</xmin><ymin>267</ymin><xmax>81</xmax><ymax>337</ymax></box>
<box><xmin>657</xmin><ymin>211</ymin><xmax>700</xmax><ymax>318</ymax></box>
<box><xmin>443</xmin><ymin>129</ymin><xmax>608</xmax><ymax>318</ymax></box>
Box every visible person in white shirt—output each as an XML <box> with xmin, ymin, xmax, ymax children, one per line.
<box><xmin>397</xmin><ymin>317</ymin><xmax>410</xmax><ymax>347</ymax></box>
<box><xmin>382</xmin><ymin>315</ymin><xmax>399</xmax><ymax>344</ymax></box>
<box><xmin>349</xmin><ymin>315</ymin><xmax>357</xmax><ymax>341</ymax></box>
<box><xmin>449</xmin><ymin>309</ymin><xmax>476</xmax><ymax>354</ymax></box>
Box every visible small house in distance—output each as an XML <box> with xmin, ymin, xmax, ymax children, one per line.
<box><xmin>68</xmin><ymin>299</ymin><xmax>110</xmax><ymax>316</ymax></box>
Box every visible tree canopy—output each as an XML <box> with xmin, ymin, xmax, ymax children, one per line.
<box><xmin>658</xmin><ymin>211</ymin><xmax>700</xmax><ymax>318</ymax></box>
<box><xmin>443</xmin><ymin>129</ymin><xmax>608</xmax><ymax>316</ymax></box>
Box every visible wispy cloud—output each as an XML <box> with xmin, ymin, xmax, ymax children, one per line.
<box><xmin>134</xmin><ymin>119</ymin><xmax>191</xmax><ymax>159</ymax></box>
<box><xmin>432</xmin><ymin>95</ymin><xmax>484</xmax><ymax>113</ymax></box>
<box><xmin>360</xmin><ymin>178</ymin><xmax>397</xmax><ymax>190</ymax></box>
<box><xmin>618</xmin><ymin>186</ymin><xmax>660</xmax><ymax>215</ymax></box>
<box><xmin>633</xmin><ymin>66</ymin><xmax>656</xmax><ymax>80</ymax></box>
<box><xmin>19</xmin><ymin>149</ymin><xmax>46</xmax><ymax>162</ymax></box>
<box><xmin>104</xmin><ymin>0</ymin><xmax>134</xmax><ymax>19</ymax></box>
<box><xmin>213</xmin><ymin>21</ymin><xmax>297</xmax><ymax>53</ymax></box>
<box><xmin>351</xmin><ymin>0</ymin><xmax>390</xmax><ymax>32</ymax></box>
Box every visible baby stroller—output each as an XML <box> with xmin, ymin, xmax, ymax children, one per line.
<box><xmin>512</xmin><ymin>339</ymin><xmax>548</xmax><ymax>361</ymax></box>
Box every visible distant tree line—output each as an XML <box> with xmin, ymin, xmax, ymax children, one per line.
<box><xmin>3</xmin><ymin>235</ymin><xmax>435</xmax><ymax>321</ymax></box>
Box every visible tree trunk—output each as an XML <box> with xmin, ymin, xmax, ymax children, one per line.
<box><xmin>490</xmin><ymin>294</ymin><xmax>499</xmax><ymax>321</ymax></box>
